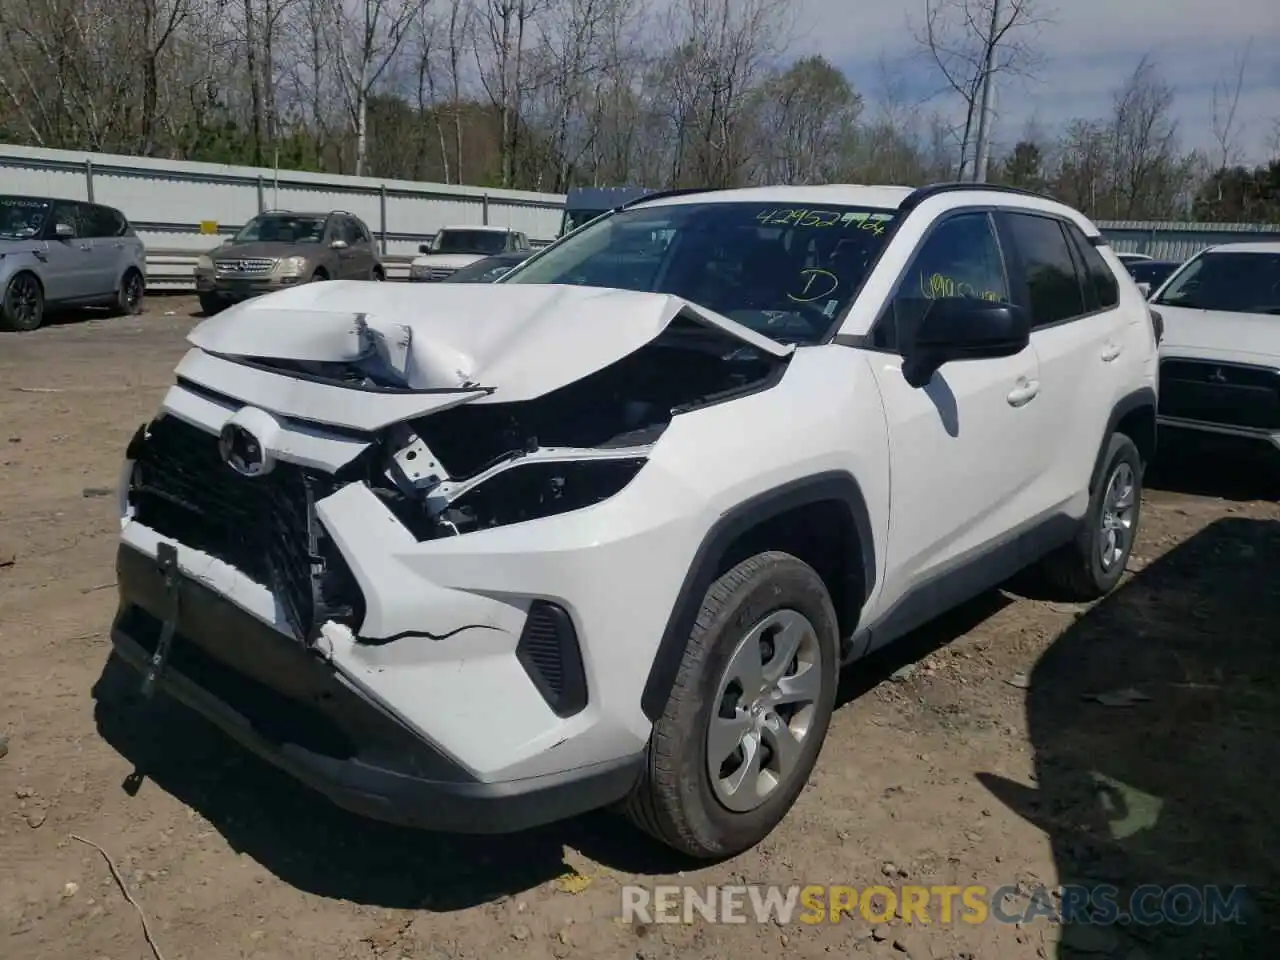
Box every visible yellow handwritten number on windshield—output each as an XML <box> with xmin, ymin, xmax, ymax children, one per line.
<box><xmin>788</xmin><ymin>268</ymin><xmax>840</xmax><ymax>303</ymax></box>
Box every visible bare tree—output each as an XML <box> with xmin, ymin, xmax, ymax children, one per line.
<box><xmin>913</xmin><ymin>0</ymin><xmax>1046</xmax><ymax>179</ymax></box>
<box><xmin>1211</xmin><ymin>41</ymin><xmax>1251</xmax><ymax>171</ymax></box>
<box><xmin>1108</xmin><ymin>55</ymin><xmax>1192</xmax><ymax>219</ymax></box>
<box><xmin>328</xmin><ymin>0</ymin><xmax>418</xmax><ymax>175</ymax></box>
<box><xmin>752</xmin><ymin>55</ymin><xmax>861</xmax><ymax>184</ymax></box>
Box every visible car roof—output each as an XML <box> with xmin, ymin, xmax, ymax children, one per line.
<box><xmin>629</xmin><ymin>183</ymin><xmax>1104</xmax><ymax>237</ymax></box>
<box><xmin>438</xmin><ymin>224</ymin><xmax>519</xmax><ymax>233</ymax></box>
<box><xmin>1200</xmin><ymin>241</ymin><xmax>1280</xmax><ymax>254</ymax></box>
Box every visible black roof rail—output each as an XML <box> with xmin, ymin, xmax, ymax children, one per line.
<box><xmin>619</xmin><ymin>186</ymin><xmax>726</xmax><ymax>210</ymax></box>
<box><xmin>898</xmin><ymin>181</ymin><xmax>1054</xmax><ymax>212</ymax></box>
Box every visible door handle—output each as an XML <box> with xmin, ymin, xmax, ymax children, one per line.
<box><xmin>1101</xmin><ymin>342</ymin><xmax>1122</xmax><ymax>362</ymax></box>
<box><xmin>78</xmin><ymin>243</ymin><xmax>91</xmax><ymax>251</ymax></box>
<box><xmin>1006</xmin><ymin>379</ymin><xmax>1040</xmax><ymax>407</ymax></box>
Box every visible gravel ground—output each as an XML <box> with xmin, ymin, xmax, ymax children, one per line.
<box><xmin>2</xmin><ymin>296</ymin><xmax>1278</xmax><ymax>960</ymax></box>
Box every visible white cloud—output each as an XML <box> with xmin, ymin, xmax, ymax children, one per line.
<box><xmin>788</xmin><ymin>0</ymin><xmax>1280</xmax><ymax>163</ymax></box>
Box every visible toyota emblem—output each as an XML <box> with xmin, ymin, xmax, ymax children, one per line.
<box><xmin>219</xmin><ymin>422</ymin><xmax>271</xmax><ymax>476</ymax></box>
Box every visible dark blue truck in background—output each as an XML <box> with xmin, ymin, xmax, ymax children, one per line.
<box><xmin>559</xmin><ymin>186</ymin><xmax>652</xmax><ymax>236</ymax></box>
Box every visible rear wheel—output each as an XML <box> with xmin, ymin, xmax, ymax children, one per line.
<box><xmin>1</xmin><ymin>272</ymin><xmax>44</xmax><ymax>331</ymax></box>
<box><xmin>1040</xmin><ymin>432</ymin><xmax>1142</xmax><ymax>600</ymax></box>
<box><xmin>371</xmin><ymin>266</ymin><xmax>385</xmax><ymax>281</ymax></box>
<box><xmin>310</xmin><ymin>269</ymin><xmax>329</xmax><ymax>282</ymax></box>
<box><xmin>624</xmin><ymin>551</ymin><xmax>839</xmax><ymax>859</ymax></box>
<box><xmin>114</xmin><ymin>269</ymin><xmax>145</xmax><ymax>316</ymax></box>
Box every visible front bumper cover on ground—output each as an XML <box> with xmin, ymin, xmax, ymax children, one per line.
<box><xmin>109</xmin><ymin>543</ymin><xmax>644</xmax><ymax>833</ymax></box>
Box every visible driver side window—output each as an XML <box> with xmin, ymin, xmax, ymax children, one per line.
<box><xmin>875</xmin><ymin>212</ymin><xmax>1010</xmax><ymax>351</ymax></box>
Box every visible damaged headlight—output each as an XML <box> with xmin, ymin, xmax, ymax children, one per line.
<box><xmin>375</xmin><ymin>426</ymin><xmax>649</xmax><ymax>540</ymax></box>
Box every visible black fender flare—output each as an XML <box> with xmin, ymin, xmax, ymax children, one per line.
<box><xmin>639</xmin><ymin>471</ymin><xmax>876</xmax><ymax>722</ymax></box>
<box><xmin>1089</xmin><ymin>386</ymin><xmax>1157</xmax><ymax>494</ymax></box>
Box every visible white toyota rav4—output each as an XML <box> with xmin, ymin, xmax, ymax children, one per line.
<box><xmin>112</xmin><ymin>183</ymin><xmax>1159</xmax><ymax>858</ymax></box>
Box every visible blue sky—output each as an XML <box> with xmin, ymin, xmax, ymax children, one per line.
<box><xmin>790</xmin><ymin>0</ymin><xmax>1279</xmax><ymax>164</ymax></box>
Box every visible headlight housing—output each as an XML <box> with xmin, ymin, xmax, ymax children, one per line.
<box><xmin>275</xmin><ymin>255</ymin><xmax>308</xmax><ymax>277</ymax></box>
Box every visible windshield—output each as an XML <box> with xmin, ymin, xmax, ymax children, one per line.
<box><xmin>435</xmin><ymin>230</ymin><xmax>509</xmax><ymax>255</ymax></box>
<box><xmin>0</xmin><ymin>196</ymin><xmax>51</xmax><ymax>239</ymax></box>
<box><xmin>1153</xmin><ymin>251</ymin><xmax>1280</xmax><ymax>314</ymax></box>
<box><xmin>504</xmin><ymin>202</ymin><xmax>897</xmax><ymax>344</ymax></box>
<box><xmin>233</xmin><ymin>214</ymin><xmax>326</xmax><ymax>244</ymax></box>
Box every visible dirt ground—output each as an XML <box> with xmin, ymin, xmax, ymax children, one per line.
<box><xmin>2</xmin><ymin>296</ymin><xmax>1278</xmax><ymax>960</ymax></box>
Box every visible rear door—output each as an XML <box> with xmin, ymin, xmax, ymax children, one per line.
<box><xmin>42</xmin><ymin>200</ymin><xmax>94</xmax><ymax>301</ymax></box>
<box><xmin>995</xmin><ymin>211</ymin><xmax>1125</xmax><ymax>513</ymax></box>
<box><xmin>81</xmin><ymin>203</ymin><xmax>127</xmax><ymax>297</ymax></box>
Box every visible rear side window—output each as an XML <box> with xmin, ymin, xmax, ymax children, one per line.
<box><xmin>1001</xmin><ymin>213</ymin><xmax>1085</xmax><ymax>327</ymax></box>
<box><xmin>1064</xmin><ymin>223</ymin><xmax>1119</xmax><ymax>310</ymax></box>
<box><xmin>83</xmin><ymin>204</ymin><xmax>126</xmax><ymax>238</ymax></box>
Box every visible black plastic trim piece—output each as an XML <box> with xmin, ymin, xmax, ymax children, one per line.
<box><xmin>516</xmin><ymin>601</ymin><xmax>589</xmax><ymax>718</ymax></box>
<box><xmin>639</xmin><ymin>471</ymin><xmax>875</xmax><ymax>722</ymax></box>
<box><xmin>898</xmin><ymin>181</ymin><xmax>1054</xmax><ymax>213</ymax></box>
<box><xmin>1090</xmin><ymin>386</ymin><xmax>1158</xmax><ymax>493</ymax></box>
<box><xmin>111</xmin><ymin>543</ymin><xmax>640</xmax><ymax>832</ymax></box>
<box><xmin>620</xmin><ymin>186</ymin><xmax>725</xmax><ymax>209</ymax></box>
<box><xmin>172</xmin><ymin>378</ymin><xmax>377</xmax><ymax>441</ymax></box>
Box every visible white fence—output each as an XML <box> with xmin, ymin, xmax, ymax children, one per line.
<box><xmin>0</xmin><ymin>144</ymin><xmax>568</xmax><ymax>288</ymax></box>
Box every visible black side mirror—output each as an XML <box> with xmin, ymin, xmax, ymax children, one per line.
<box><xmin>418</xmin><ymin>243</ymin><xmax>431</xmax><ymax>254</ymax></box>
<box><xmin>901</xmin><ymin>297</ymin><xmax>1030</xmax><ymax>388</ymax></box>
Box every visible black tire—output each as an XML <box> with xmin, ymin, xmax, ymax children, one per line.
<box><xmin>371</xmin><ymin>266</ymin><xmax>385</xmax><ymax>281</ymax></box>
<box><xmin>0</xmin><ymin>271</ymin><xmax>44</xmax><ymax>332</ymax></box>
<box><xmin>310</xmin><ymin>269</ymin><xmax>329</xmax><ymax>282</ymax></box>
<box><xmin>1040</xmin><ymin>432</ymin><xmax>1143</xmax><ymax>601</ymax></box>
<box><xmin>624</xmin><ymin>551</ymin><xmax>839</xmax><ymax>859</ymax></box>
<box><xmin>197</xmin><ymin>293</ymin><xmax>225</xmax><ymax>316</ymax></box>
<box><xmin>114</xmin><ymin>269</ymin><xmax>145</xmax><ymax>316</ymax></box>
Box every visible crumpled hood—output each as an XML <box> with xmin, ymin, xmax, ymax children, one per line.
<box><xmin>186</xmin><ymin>280</ymin><xmax>792</xmax><ymax>402</ymax></box>
<box><xmin>410</xmin><ymin>252</ymin><xmax>489</xmax><ymax>270</ymax></box>
<box><xmin>1156</xmin><ymin>304</ymin><xmax>1280</xmax><ymax>366</ymax></box>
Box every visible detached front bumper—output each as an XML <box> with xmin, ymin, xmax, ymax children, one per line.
<box><xmin>110</xmin><ymin>542</ymin><xmax>644</xmax><ymax>832</ymax></box>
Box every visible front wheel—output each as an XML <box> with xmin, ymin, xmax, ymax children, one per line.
<box><xmin>1</xmin><ymin>272</ymin><xmax>44</xmax><ymax>331</ymax></box>
<box><xmin>197</xmin><ymin>292</ymin><xmax>225</xmax><ymax>316</ymax></box>
<box><xmin>1040</xmin><ymin>432</ymin><xmax>1143</xmax><ymax>600</ymax></box>
<box><xmin>115</xmin><ymin>269</ymin><xmax>145</xmax><ymax>316</ymax></box>
<box><xmin>624</xmin><ymin>551</ymin><xmax>839</xmax><ymax>858</ymax></box>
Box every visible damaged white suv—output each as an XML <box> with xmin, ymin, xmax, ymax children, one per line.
<box><xmin>112</xmin><ymin>183</ymin><xmax>1158</xmax><ymax>858</ymax></box>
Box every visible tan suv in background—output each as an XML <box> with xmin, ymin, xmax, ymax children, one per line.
<box><xmin>194</xmin><ymin>209</ymin><xmax>384</xmax><ymax>315</ymax></box>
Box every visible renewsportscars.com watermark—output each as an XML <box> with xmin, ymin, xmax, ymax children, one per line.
<box><xmin>621</xmin><ymin>884</ymin><xmax>1250</xmax><ymax>927</ymax></box>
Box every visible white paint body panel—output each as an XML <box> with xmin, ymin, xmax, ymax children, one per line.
<box><xmin>119</xmin><ymin>184</ymin><xmax>1159</xmax><ymax>789</ymax></box>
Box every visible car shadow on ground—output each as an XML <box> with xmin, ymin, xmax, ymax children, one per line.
<box><xmin>979</xmin><ymin>516</ymin><xmax>1280</xmax><ymax>959</ymax></box>
<box><xmin>1146</xmin><ymin>432</ymin><xmax>1280</xmax><ymax>502</ymax></box>
<box><xmin>90</xmin><ymin>590</ymin><xmax>1013</xmax><ymax>910</ymax></box>
<box><xmin>90</xmin><ymin>653</ymin><xmax>689</xmax><ymax>910</ymax></box>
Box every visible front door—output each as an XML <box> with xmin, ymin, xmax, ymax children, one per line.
<box><xmin>859</xmin><ymin>211</ymin><xmax>1048</xmax><ymax>648</ymax></box>
<box><xmin>41</xmin><ymin>201</ymin><xmax>94</xmax><ymax>302</ymax></box>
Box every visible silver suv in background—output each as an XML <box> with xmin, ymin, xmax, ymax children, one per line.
<box><xmin>0</xmin><ymin>195</ymin><xmax>147</xmax><ymax>331</ymax></box>
<box><xmin>194</xmin><ymin>210</ymin><xmax>385</xmax><ymax>315</ymax></box>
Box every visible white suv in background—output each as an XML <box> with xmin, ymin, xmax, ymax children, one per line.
<box><xmin>408</xmin><ymin>225</ymin><xmax>531</xmax><ymax>281</ymax></box>
<box><xmin>111</xmin><ymin>183</ymin><xmax>1158</xmax><ymax>859</ymax></box>
<box><xmin>1149</xmin><ymin>241</ymin><xmax>1280</xmax><ymax>452</ymax></box>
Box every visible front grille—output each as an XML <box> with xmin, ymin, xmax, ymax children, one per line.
<box><xmin>214</xmin><ymin>257</ymin><xmax>276</xmax><ymax>277</ymax></box>
<box><xmin>128</xmin><ymin>415</ymin><xmax>363</xmax><ymax>640</ymax></box>
<box><xmin>426</xmin><ymin>267</ymin><xmax>456</xmax><ymax>281</ymax></box>
<box><xmin>1159</xmin><ymin>359</ymin><xmax>1280</xmax><ymax>431</ymax></box>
